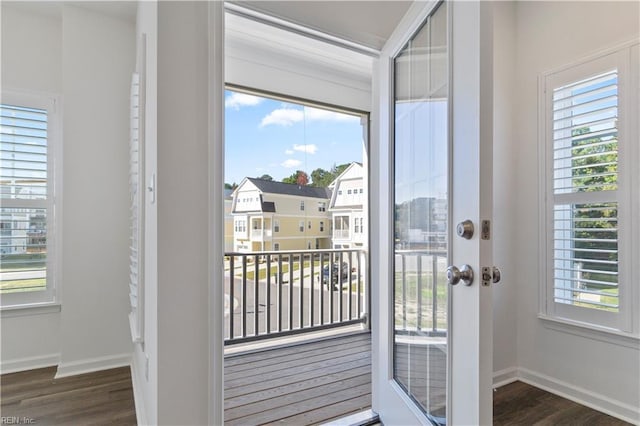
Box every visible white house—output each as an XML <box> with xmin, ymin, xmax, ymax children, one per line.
<box><xmin>328</xmin><ymin>162</ymin><xmax>366</xmax><ymax>249</ymax></box>
<box><xmin>1</xmin><ymin>2</ymin><xmax>638</xmax><ymax>426</ymax></box>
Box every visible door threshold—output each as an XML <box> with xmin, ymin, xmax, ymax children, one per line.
<box><xmin>320</xmin><ymin>409</ymin><xmax>380</xmax><ymax>426</ymax></box>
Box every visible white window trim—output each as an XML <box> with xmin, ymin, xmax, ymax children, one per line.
<box><xmin>538</xmin><ymin>41</ymin><xmax>639</xmax><ymax>338</ymax></box>
<box><xmin>0</xmin><ymin>89</ymin><xmax>62</xmax><ymax>310</ymax></box>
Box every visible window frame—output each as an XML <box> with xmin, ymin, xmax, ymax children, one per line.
<box><xmin>1</xmin><ymin>90</ymin><xmax>61</xmax><ymax>309</ymax></box>
<box><xmin>539</xmin><ymin>42</ymin><xmax>638</xmax><ymax>336</ymax></box>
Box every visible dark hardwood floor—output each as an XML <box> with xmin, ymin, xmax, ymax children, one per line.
<box><xmin>0</xmin><ymin>366</ymin><xmax>136</xmax><ymax>425</ymax></box>
<box><xmin>494</xmin><ymin>381</ymin><xmax>631</xmax><ymax>426</ymax></box>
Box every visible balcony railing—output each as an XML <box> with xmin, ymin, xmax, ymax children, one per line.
<box><xmin>250</xmin><ymin>229</ymin><xmax>272</xmax><ymax>239</ymax></box>
<box><xmin>333</xmin><ymin>229</ymin><xmax>350</xmax><ymax>239</ymax></box>
<box><xmin>224</xmin><ymin>249</ymin><xmax>368</xmax><ymax>345</ymax></box>
<box><xmin>395</xmin><ymin>250</ymin><xmax>447</xmax><ymax>336</ymax></box>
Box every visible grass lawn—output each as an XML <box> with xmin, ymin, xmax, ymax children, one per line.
<box><xmin>394</xmin><ymin>271</ymin><xmax>448</xmax><ymax>330</ymax></box>
<box><xmin>0</xmin><ymin>278</ymin><xmax>46</xmax><ymax>293</ymax></box>
<box><xmin>240</xmin><ymin>260</ymin><xmax>323</xmax><ymax>281</ymax></box>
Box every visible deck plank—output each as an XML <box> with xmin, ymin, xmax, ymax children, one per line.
<box><xmin>225</xmin><ymin>374</ymin><xmax>371</xmax><ymax>421</ymax></box>
<box><xmin>225</xmin><ymin>351</ymin><xmax>370</xmax><ymax>390</ymax></box>
<box><xmin>224</xmin><ymin>333</ymin><xmax>371</xmax><ymax>367</ymax></box>
<box><xmin>226</xmin><ymin>383</ymin><xmax>371</xmax><ymax>426</ymax></box>
<box><xmin>225</xmin><ymin>344</ymin><xmax>370</xmax><ymax>381</ymax></box>
<box><xmin>225</xmin><ymin>365</ymin><xmax>371</xmax><ymax>410</ymax></box>
<box><xmin>225</xmin><ymin>332</ymin><xmax>372</xmax><ymax>425</ymax></box>
<box><xmin>225</xmin><ymin>338</ymin><xmax>370</xmax><ymax>374</ymax></box>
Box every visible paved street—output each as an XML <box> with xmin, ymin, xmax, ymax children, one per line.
<box><xmin>224</xmin><ymin>267</ymin><xmax>366</xmax><ymax>340</ymax></box>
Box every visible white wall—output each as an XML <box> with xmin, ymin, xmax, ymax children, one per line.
<box><xmin>513</xmin><ymin>1</ymin><xmax>639</xmax><ymax>421</ymax></box>
<box><xmin>56</xmin><ymin>3</ymin><xmax>134</xmax><ymax>377</ymax></box>
<box><xmin>155</xmin><ymin>2</ymin><xmax>212</xmax><ymax>424</ymax></box>
<box><xmin>491</xmin><ymin>1</ymin><xmax>518</xmax><ymax>381</ymax></box>
<box><xmin>1</xmin><ymin>5</ymin><xmax>63</xmax><ymax>371</ymax></box>
<box><xmin>1</xmin><ymin>3</ymin><xmax>135</xmax><ymax>377</ymax></box>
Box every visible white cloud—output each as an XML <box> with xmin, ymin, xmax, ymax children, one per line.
<box><xmin>293</xmin><ymin>144</ymin><xmax>318</xmax><ymax>154</ymax></box>
<box><xmin>285</xmin><ymin>149</ymin><xmax>294</xmax><ymax>155</ymax></box>
<box><xmin>260</xmin><ymin>108</ymin><xmax>304</xmax><ymax>127</ymax></box>
<box><xmin>281</xmin><ymin>159</ymin><xmax>302</xmax><ymax>168</ymax></box>
<box><xmin>260</xmin><ymin>106</ymin><xmax>359</xmax><ymax>127</ymax></box>
<box><xmin>225</xmin><ymin>93</ymin><xmax>263</xmax><ymax>110</ymax></box>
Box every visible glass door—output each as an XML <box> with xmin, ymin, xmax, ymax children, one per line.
<box><xmin>393</xmin><ymin>3</ymin><xmax>449</xmax><ymax>424</ymax></box>
<box><xmin>373</xmin><ymin>1</ymin><xmax>494</xmax><ymax>424</ymax></box>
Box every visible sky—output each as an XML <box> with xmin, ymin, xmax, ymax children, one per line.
<box><xmin>224</xmin><ymin>90</ymin><xmax>364</xmax><ymax>185</ymax></box>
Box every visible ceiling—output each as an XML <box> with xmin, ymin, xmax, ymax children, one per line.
<box><xmin>5</xmin><ymin>1</ymin><xmax>412</xmax><ymax>51</ymax></box>
<box><xmin>229</xmin><ymin>1</ymin><xmax>413</xmax><ymax>51</ymax></box>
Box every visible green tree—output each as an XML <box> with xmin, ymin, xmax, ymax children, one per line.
<box><xmin>310</xmin><ymin>168</ymin><xmax>332</xmax><ymax>187</ymax></box>
<box><xmin>570</xmin><ymin>126</ymin><xmax>618</xmax><ymax>299</ymax></box>
<box><xmin>282</xmin><ymin>170</ymin><xmax>308</xmax><ymax>185</ymax></box>
<box><xmin>331</xmin><ymin>163</ymin><xmax>350</xmax><ymax>178</ymax></box>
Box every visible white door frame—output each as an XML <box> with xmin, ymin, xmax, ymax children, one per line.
<box><xmin>209</xmin><ymin>1</ymin><xmax>225</xmax><ymax>425</ymax></box>
<box><xmin>370</xmin><ymin>1</ymin><xmax>494</xmax><ymax>424</ymax></box>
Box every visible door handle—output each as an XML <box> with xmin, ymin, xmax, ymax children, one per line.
<box><xmin>447</xmin><ymin>264</ymin><xmax>474</xmax><ymax>286</ymax></box>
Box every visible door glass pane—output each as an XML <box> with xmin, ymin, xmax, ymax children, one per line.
<box><xmin>393</xmin><ymin>2</ymin><xmax>448</xmax><ymax>423</ymax></box>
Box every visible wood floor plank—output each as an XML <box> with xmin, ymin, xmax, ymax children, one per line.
<box><xmin>225</xmin><ymin>338</ymin><xmax>370</xmax><ymax>374</ymax></box>
<box><xmin>225</xmin><ymin>350</ymin><xmax>370</xmax><ymax>390</ymax></box>
<box><xmin>226</xmin><ymin>382</ymin><xmax>371</xmax><ymax>426</ymax></box>
<box><xmin>0</xmin><ymin>366</ymin><xmax>136</xmax><ymax>426</ymax></box>
<box><xmin>225</xmin><ymin>374</ymin><xmax>371</xmax><ymax>421</ymax></box>
<box><xmin>225</xmin><ymin>365</ymin><xmax>371</xmax><ymax>410</ymax></box>
<box><xmin>224</xmin><ymin>332</ymin><xmax>371</xmax><ymax>366</ymax></box>
<box><xmin>225</xmin><ymin>344</ymin><xmax>370</xmax><ymax>381</ymax></box>
<box><xmin>493</xmin><ymin>381</ymin><xmax>631</xmax><ymax>426</ymax></box>
<box><xmin>225</xmin><ymin>355</ymin><xmax>371</xmax><ymax>399</ymax></box>
<box><xmin>266</xmin><ymin>393</ymin><xmax>373</xmax><ymax>426</ymax></box>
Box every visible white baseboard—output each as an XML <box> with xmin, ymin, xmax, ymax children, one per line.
<box><xmin>492</xmin><ymin>366</ymin><xmax>518</xmax><ymax>388</ymax></box>
<box><xmin>55</xmin><ymin>353</ymin><xmax>131</xmax><ymax>379</ymax></box>
<box><xmin>130</xmin><ymin>357</ymin><xmax>148</xmax><ymax>426</ymax></box>
<box><xmin>515</xmin><ymin>367</ymin><xmax>639</xmax><ymax>425</ymax></box>
<box><xmin>0</xmin><ymin>353</ymin><xmax>60</xmax><ymax>374</ymax></box>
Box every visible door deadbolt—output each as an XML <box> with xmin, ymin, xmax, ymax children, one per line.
<box><xmin>456</xmin><ymin>220</ymin><xmax>474</xmax><ymax>239</ymax></box>
<box><xmin>447</xmin><ymin>264</ymin><xmax>474</xmax><ymax>286</ymax></box>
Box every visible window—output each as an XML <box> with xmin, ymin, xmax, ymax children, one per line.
<box><xmin>354</xmin><ymin>217</ymin><xmax>362</xmax><ymax>234</ymax></box>
<box><xmin>1</xmin><ymin>92</ymin><xmax>59</xmax><ymax>307</ymax></box>
<box><xmin>318</xmin><ymin>202</ymin><xmax>326</xmax><ymax>212</ymax></box>
<box><xmin>274</xmin><ymin>243</ymin><xmax>279</xmax><ymax>251</ymax></box>
<box><xmin>347</xmin><ymin>189</ymin><xmax>352</xmax><ymax>195</ymax></box>
<box><xmin>320</xmin><ymin>221</ymin><xmax>324</xmax><ymax>232</ymax></box>
<box><xmin>234</xmin><ymin>219</ymin><xmax>246</xmax><ymax>233</ymax></box>
<box><xmin>308</xmin><ymin>221</ymin><xmax>311</xmax><ymax>230</ymax></box>
<box><xmin>300</xmin><ymin>201</ymin><xmax>305</xmax><ymax>211</ymax></box>
<box><xmin>274</xmin><ymin>219</ymin><xmax>279</xmax><ymax>233</ymax></box>
<box><xmin>540</xmin><ymin>44</ymin><xmax>638</xmax><ymax>333</ymax></box>
<box><xmin>299</xmin><ymin>221</ymin><xmax>304</xmax><ymax>232</ymax></box>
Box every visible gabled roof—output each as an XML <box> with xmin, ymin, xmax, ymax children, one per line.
<box><xmin>328</xmin><ymin>162</ymin><xmax>363</xmax><ymax>188</ymax></box>
<box><xmin>245</xmin><ymin>178</ymin><xmax>332</xmax><ymax>199</ymax></box>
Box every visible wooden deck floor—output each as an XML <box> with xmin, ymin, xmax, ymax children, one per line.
<box><xmin>224</xmin><ymin>332</ymin><xmax>372</xmax><ymax>425</ymax></box>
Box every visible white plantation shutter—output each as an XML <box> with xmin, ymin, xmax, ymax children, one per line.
<box><xmin>552</xmin><ymin>70</ymin><xmax>619</xmax><ymax>312</ymax></box>
<box><xmin>0</xmin><ymin>93</ymin><xmax>56</xmax><ymax>306</ymax></box>
<box><xmin>542</xmin><ymin>45</ymin><xmax>637</xmax><ymax>332</ymax></box>
<box><xmin>129</xmin><ymin>72</ymin><xmax>144</xmax><ymax>342</ymax></box>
